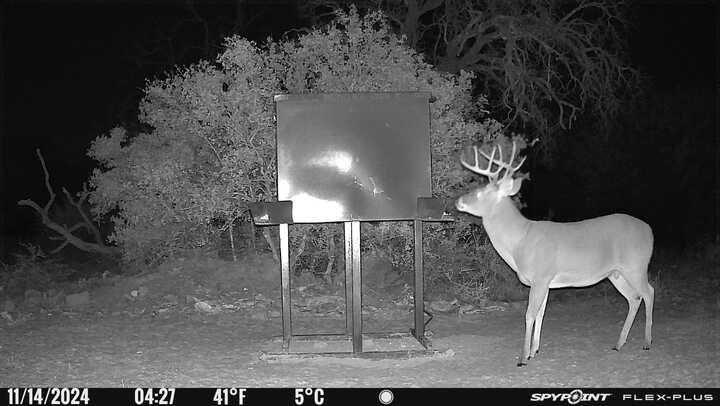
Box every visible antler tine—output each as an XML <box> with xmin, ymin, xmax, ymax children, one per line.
<box><xmin>512</xmin><ymin>156</ymin><xmax>526</xmax><ymax>172</ymax></box>
<box><xmin>508</xmin><ymin>141</ymin><xmax>527</xmax><ymax>172</ymax></box>
<box><xmin>500</xmin><ymin>141</ymin><xmax>525</xmax><ymax>180</ymax></box>
<box><xmin>479</xmin><ymin>144</ymin><xmax>500</xmax><ymax>163</ymax></box>
<box><xmin>461</xmin><ymin>145</ymin><xmax>502</xmax><ymax>181</ymax></box>
<box><xmin>476</xmin><ymin>141</ymin><xmax>527</xmax><ymax>181</ymax></box>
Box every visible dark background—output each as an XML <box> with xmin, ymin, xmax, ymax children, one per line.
<box><xmin>1</xmin><ymin>0</ymin><xmax>717</xmax><ymax>260</ymax></box>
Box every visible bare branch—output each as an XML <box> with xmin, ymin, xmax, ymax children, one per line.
<box><xmin>18</xmin><ymin>151</ymin><xmax>119</xmax><ymax>257</ymax></box>
<box><xmin>18</xmin><ymin>198</ymin><xmax>117</xmax><ymax>256</ymax></box>
<box><xmin>62</xmin><ymin>186</ymin><xmax>104</xmax><ymax>245</ymax></box>
<box><xmin>35</xmin><ymin>149</ymin><xmax>56</xmax><ymax>213</ymax></box>
<box><xmin>50</xmin><ymin>240</ymin><xmax>70</xmax><ymax>254</ymax></box>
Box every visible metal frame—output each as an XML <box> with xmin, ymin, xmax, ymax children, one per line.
<box><xmin>253</xmin><ymin>210</ymin><xmax>450</xmax><ymax>360</ymax></box>
<box><xmin>251</xmin><ymin>92</ymin><xmax>453</xmax><ymax>359</ymax></box>
<box><xmin>259</xmin><ymin>333</ymin><xmax>452</xmax><ymax>361</ymax></box>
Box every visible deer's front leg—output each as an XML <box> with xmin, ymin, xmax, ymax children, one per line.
<box><xmin>520</xmin><ymin>283</ymin><xmax>551</xmax><ymax>366</ymax></box>
<box><xmin>529</xmin><ymin>289</ymin><xmax>549</xmax><ymax>357</ymax></box>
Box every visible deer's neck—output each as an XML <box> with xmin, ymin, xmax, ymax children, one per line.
<box><xmin>482</xmin><ymin>197</ymin><xmax>531</xmax><ymax>270</ymax></box>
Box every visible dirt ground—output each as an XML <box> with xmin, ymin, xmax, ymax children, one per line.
<box><xmin>0</xmin><ymin>252</ymin><xmax>718</xmax><ymax>388</ymax></box>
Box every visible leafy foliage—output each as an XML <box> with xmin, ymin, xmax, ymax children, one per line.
<box><xmin>87</xmin><ymin>8</ymin><xmax>520</xmax><ymax>291</ymax></box>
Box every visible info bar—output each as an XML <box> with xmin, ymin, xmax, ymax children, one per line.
<box><xmin>1</xmin><ymin>388</ymin><xmax>718</xmax><ymax>406</ymax></box>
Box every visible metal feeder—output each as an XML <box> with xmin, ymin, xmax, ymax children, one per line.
<box><xmin>250</xmin><ymin>92</ymin><xmax>453</xmax><ymax>359</ymax></box>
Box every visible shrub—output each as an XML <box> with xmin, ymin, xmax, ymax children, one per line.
<box><xmin>87</xmin><ymin>8</ymin><xmax>522</xmax><ymax>294</ymax></box>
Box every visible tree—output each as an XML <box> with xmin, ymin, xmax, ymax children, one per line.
<box><xmin>300</xmin><ymin>0</ymin><xmax>640</xmax><ymax>150</ymax></box>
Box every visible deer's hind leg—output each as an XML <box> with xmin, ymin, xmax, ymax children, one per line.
<box><xmin>618</xmin><ymin>266</ymin><xmax>654</xmax><ymax>350</ymax></box>
<box><xmin>609</xmin><ymin>271</ymin><xmax>642</xmax><ymax>351</ymax></box>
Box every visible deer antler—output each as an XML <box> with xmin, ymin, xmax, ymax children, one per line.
<box><xmin>461</xmin><ymin>141</ymin><xmax>526</xmax><ymax>183</ymax></box>
<box><xmin>460</xmin><ymin>145</ymin><xmax>502</xmax><ymax>182</ymax></box>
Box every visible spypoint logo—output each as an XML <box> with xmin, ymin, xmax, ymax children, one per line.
<box><xmin>531</xmin><ymin>389</ymin><xmax>611</xmax><ymax>404</ymax></box>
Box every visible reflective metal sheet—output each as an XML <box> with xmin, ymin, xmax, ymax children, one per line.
<box><xmin>275</xmin><ymin>92</ymin><xmax>431</xmax><ymax>223</ymax></box>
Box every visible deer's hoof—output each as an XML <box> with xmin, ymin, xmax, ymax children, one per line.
<box><xmin>517</xmin><ymin>356</ymin><xmax>530</xmax><ymax>367</ymax></box>
<box><xmin>612</xmin><ymin>346</ymin><xmax>620</xmax><ymax>352</ymax></box>
<box><xmin>642</xmin><ymin>345</ymin><xmax>651</xmax><ymax>351</ymax></box>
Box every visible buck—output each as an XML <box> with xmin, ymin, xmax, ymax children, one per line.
<box><xmin>455</xmin><ymin>141</ymin><xmax>654</xmax><ymax>366</ymax></box>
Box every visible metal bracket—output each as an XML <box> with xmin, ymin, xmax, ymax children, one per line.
<box><xmin>248</xmin><ymin>201</ymin><xmax>293</xmax><ymax>225</ymax></box>
<box><xmin>416</xmin><ymin>197</ymin><xmax>455</xmax><ymax>221</ymax></box>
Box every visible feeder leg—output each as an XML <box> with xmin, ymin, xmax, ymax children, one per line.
<box><xmin>413</xmin><ymin>219</ymin><xmax>426</xmax><ymax>346</ymax></box>
<box><xmin>279</xmin><ymin>223</ymin><xmax>291</xmax><ymax>351</ymax></box>
<box><xmin>351</xmin><ymin>221</ymin><xmax>362</xmax><ymax>353</ymax></box>
<box><xmin>344</xmin><ymin>222</ymin><xmax>353</xmax><ymax>337</ymax></box>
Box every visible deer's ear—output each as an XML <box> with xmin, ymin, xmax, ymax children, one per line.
<box><xmin>498</xmin><ymin>177</ymin><xmax>523</xmax><ymax>197</ymax></box>
<box><xmin>509</xmin><ymin>177</ymin><xmax>524</xmax><ymax>196</ymax></box>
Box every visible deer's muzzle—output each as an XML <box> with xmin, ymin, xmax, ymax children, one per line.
<box><xmin>455</xmin><ymin>196</ymin><xmax>468</xmax><ymax>212</ymax></box>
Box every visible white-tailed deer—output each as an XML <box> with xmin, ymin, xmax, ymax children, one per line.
<box><xmin>455</xmin><ymin>141</ymin><xmax>654</xmax><ymax>366</ymax></box>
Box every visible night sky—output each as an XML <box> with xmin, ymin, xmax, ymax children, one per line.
<box><xmin>1</xmin><ymin>1</ymin><xmax>717</xmax><ymax>257</ymax></box>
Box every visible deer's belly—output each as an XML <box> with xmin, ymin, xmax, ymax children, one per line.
<box><xmin>549</xmin><ymin>271</ymin><xmax>611</xmax><ymax>288</ymax></box>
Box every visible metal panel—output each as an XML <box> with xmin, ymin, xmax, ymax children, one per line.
<box><xmin>275</xmin><ymin>92</ymin><xmax>431</xmax><ymax>223</ymax></box>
